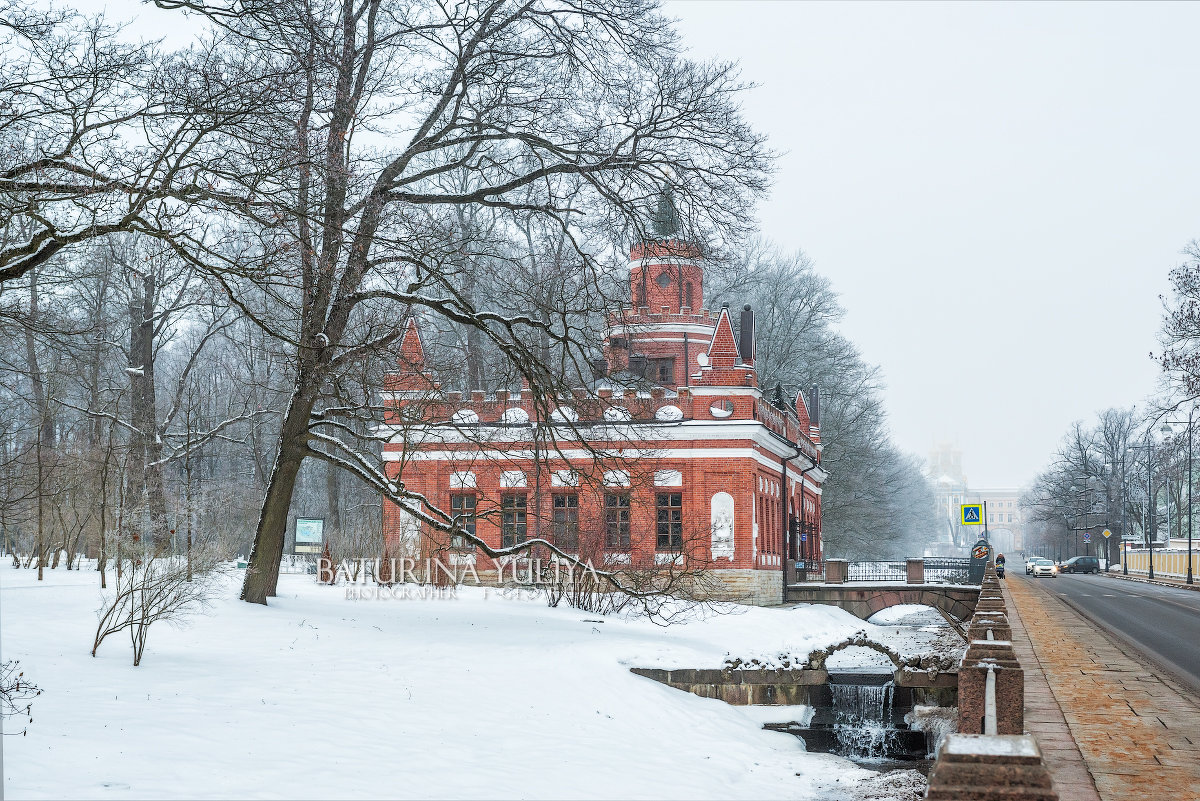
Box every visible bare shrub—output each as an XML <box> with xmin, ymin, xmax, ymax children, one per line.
<box><xmin>92</xmin><ymin>545</ymin><xmax>221</xmax><ymax>666</ymax></box>
<box><xmin>536</xmin><ymin>518</ymin><xmax>732</xmax><ymax>623</ymax></box>
<box><xmin>1</xmin><ymin>660</ymin><xmax>42</xmax><ymax>736</ymax></box>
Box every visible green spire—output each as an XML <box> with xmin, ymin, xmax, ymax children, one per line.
<box><xmin>649</xmin><ymin>184</ymin><xmax>680</xmax><ymax>239</ymax></box>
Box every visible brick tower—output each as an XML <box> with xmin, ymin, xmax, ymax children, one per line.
<box><xmin>380</xmin><ymin>230</ymin><xmax>826</xmax><ymax>605</ymax></box>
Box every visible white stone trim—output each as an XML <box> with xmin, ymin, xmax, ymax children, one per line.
<box><xmin>603</xmin><ymin>470</ymin><xmax>630</xmax><ymax>488</ymax></box>
<box><xmin>550</xmin><ymin>470</ymin><xmax>578</xmax><ymax>487</ymax></box>
<box><xmin>450</xmin><ymin>470</ymin><xmax>476</xmax><ymax>489</ymax></box>
<box><xmin>500</xmin><ymin>407</ymin><xmax>529</xmax><ymax>424</ymax></box>
<box><xmin>607</xmin><ymin>323</ymin><xmax>718</xmax><ymax>337</ymax></box>
<box><xmin>654</xmin><ymin>469</ymin><xmax>683</xmax><ymax>487</ymax></box>
<box><xmin>499</xmin><ymin>470</ymin><xmax>527</xmax><ymax>488</ymax></box>
<box><xmin>683</xmin><ymin>386</ymin><xmax>764</xmax><ymax>398</ymax></box>
<box><xmin>383</xmin><ymin>448</ymin><xmax>825</xmax><ymax>491</ymax></box>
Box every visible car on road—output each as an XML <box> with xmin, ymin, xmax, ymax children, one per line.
<box><xmin>1059</xmin><ymin>556</ymin><xmax>1100</xmax><ymax>574</ymax></box>
<box><xmin>1029</xmin><ymin>558</ymin><xmax>1057</xmax><ymax>578</ymax></box>
<box><xmin>1025</xmin><ymin>556</ymin><xmax>1043</xmax><ymax>575</ymax></box>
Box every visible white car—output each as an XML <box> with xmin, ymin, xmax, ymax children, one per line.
<box><xmin>1025</xmin><ymin>557</ymin><xmax>1039</xmax><ymax>575</ymax></box>
<box><xmin>1029</xmin><ymin>558</ymin><xmax>1057</xmax><ymax>578</ymax></box>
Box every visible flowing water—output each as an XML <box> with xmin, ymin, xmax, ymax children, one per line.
<box><xmin>829</xmin><ymin>677</ymin><xmax>898</xmax><ymax>759</ymax></box>
<box><xmin>765</xmin><ymin>671</ymin><xmax>927</xmax><ymax>764</ymax></box>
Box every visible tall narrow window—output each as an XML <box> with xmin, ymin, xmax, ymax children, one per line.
<box><xmin>450</xmin><ymin>493</ymin><xmax>476</xmax><ymax>549</ymax></box>
<box><xmin>501</xmin><ymin>494</ymin><xmax>527</xmax><ymax>548</ymax></box>
<box><xmin>656</xmin><ymin>492</ymin><xmax>683</xmax><ymax>550</ymax></box>
<box><xmin>605</xmin><ymin>493</ymin><xmax>631</xmax><ymax>549</ymax></box>
<box><xmin>684</xmin><ymin>282</ymin><xmax>694</xmax><ymax>310</ymax></box>
<box><xmin>655</xmin><ymin>358</ymin><xmax>674</xmax><ymax>385</ymax></box>
<box><xmin>552</xmin><ymin>494</ymin><xmax>579</xmax><ymax>549</ymax></box>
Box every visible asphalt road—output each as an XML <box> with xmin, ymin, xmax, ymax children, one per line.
<box><xmin>1017</xmin><ymin>572</ymin><xmax>1200</xmax><ymax>694</ymax></box>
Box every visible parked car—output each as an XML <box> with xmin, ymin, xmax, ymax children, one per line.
<box><xmin>1029</xmin><ymin>558</ymin><xmax>1057</xmax><ymax>578</ymax></box>
<box><xmin>1059</xmin><ymin>556</ymin><xmax>1100</xmax><ymax>574</ymax></box>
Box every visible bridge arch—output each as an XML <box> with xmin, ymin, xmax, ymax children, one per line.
<box><xmin>805</xmin><ymin>632</ymin><xmax>904</xmax><ymax>670</ymax></box>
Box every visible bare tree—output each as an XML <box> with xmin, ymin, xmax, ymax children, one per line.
<box><xmin>1023</xmin><ymin>408</ymin><xmax>1141</xmax><ymax>563</ymax></box>
<box><xmin>148</xmin><ymin>0</ymin><xmax>770</xmax><ymax>604</ymax></box>
<box><xmin>0</xmin><ymin>5</ymin><xmax>253</xmax><ymax>286</ymax></box>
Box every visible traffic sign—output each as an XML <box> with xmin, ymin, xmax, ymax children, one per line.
<box><xmin>1102</xmin><ymin>529</ymin><xmax>1112</xmax><ymax>539</ymax></box>
<box><xmin>1083</xmin><ymin>532</ymin><xmax>1092</xmax><ymax>543</ymax></box>
<box><xmin>961</xmin><ymin>504</ymin><xmax>983</xmax><ymax>525</ymax></box>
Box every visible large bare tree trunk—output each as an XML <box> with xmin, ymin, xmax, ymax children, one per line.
<box><xmin>126</xmin><ymin>271</ymin><xmax>169</xmax><ymax>550</ymax></box>
<box><xmin>240</xmin><ymin>390</ymin><xmax>317</xmax><ymax>603</ymax></box>
<box><xmin>326</xmin><ymin>455</ymin><xmax>342</xmax><ymax>537</ymax></box>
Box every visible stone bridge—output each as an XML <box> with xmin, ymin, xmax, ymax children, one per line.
<box><xmin>784</xmin><ymin>583</ymin><xmax>980</xmax><ymax>622</ymax></box>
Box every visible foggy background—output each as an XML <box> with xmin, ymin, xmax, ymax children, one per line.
<box><xmin>670</xmin><ymin>1</ymin><xmax>1200</xmax><ymax>487</ymax></box>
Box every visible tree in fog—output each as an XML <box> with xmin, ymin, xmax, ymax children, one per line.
<box><xmin>1023</xmin><ymin>408</ymin><xmax>1140</xmax><ymax>564</ymax></box>
<box><xmin>706</xmin><ymin>239</ymin><xmax>938</xmax><ymax>558</ymax></box>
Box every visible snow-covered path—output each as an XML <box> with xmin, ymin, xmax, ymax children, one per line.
<box><xmin>1</xmin><ymin>564</ymin><xmax>940</xmax><ymax>799</ymax></box>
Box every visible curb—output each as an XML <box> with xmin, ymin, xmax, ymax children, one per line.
<box><xmin>1097</xmin><ymin>571</ymin><xmax>1200</xmax><ymax>592</ymax></box>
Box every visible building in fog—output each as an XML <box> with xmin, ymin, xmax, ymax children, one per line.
<box><xmin>925</xmin><ymin>443</ymin><xmax>1026</xmax><ymax>556</ymax></box>
<box><xmin>966</xmin><ymin>488</ymin><xmax>1024</xmax><ymax>555</ymax></box>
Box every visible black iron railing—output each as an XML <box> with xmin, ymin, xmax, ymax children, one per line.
<box><xmin>845</xmin><ymin>560</ymin><xmax>907</xmax><ymax>582</ymax></box>
<box><xmin>791</xmin><ymin>557</ymin><xmax>978</xmax><ymax>585</ymax></box>
<box><xmin>923</xmin><ymin>557</ymin><xmax>973</xmax><ymax>584</ymax></box>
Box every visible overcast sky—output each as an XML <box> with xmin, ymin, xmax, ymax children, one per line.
<box><xmin>668</xmin><ymin>1</ymin><xmax>1200</xmax><ymax>488</ymax></box>
<box><xmin>85</xmin><ymin>1</ymin><xmax>1199</xmax><ymax>488</ymax></box>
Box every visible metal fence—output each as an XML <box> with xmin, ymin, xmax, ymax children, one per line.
<box><xmin>792</xmin><ymin>559</ymin><xmax>825</xmax><ymax>583</ymax></box>
<box><xmin>923</xmin><ymin>557</ymin><xmax>974</xmax><ymax>584</ymax></box>
<box><xmin>845</xmin><ymin>560</ymin><xmax>907</xmax><ymax>582</ymax></box>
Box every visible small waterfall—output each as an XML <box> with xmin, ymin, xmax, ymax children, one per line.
<box><xmin>830</xmin><ymin>678</ymin><xmax>897</xmax><ymax>759</ymax></box>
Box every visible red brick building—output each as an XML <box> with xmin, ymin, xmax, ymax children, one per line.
<box><xmin>380</xmin><ymin>240</ymin><xmax>826</xmax><ymax>604</ymax></box>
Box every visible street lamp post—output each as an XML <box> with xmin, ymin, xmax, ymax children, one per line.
<box><xmin>1122</xmin><ymin>451</ymin><xmax>1128</xmax><ymax>576</ymax></box>
<box><xmin>1128</xmin><ymin>435</ymin><xmax>1155</xmax><ymax>580</ymax></box>
<box><xmin>1189</xmin><ymin>409</ymin><xmax>1195</xmax><ymax>585</ymax></box>
<box><xmin>1149</xmin><ymin>430</ymin><xmax>1155</xmax><ymax>581</ymax></box>
<box><xmin>1163</xmin><ymin>407</ymin><xmax>1197</xmax><ymax>584</ymax></box>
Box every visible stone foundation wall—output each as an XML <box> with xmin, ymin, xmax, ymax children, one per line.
<box><xmin>712</xmin><ymin>568</ymin><xmax>784</xmax><ymax>606</ymax></box>
<box><xmin>388</xmin><ymin>566</ymin><xmax>784</xmax><ymax>608</ymax></box>
<box><xmin>630</xmin><ymin>667</ymin><xmax>957</xmax><ymax>707</ymax></box>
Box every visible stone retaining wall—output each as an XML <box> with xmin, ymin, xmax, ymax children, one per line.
<box><xmin>630</xmin><ymin>665</ymin><xmax>958</xmax><ymax>707</ymax></box>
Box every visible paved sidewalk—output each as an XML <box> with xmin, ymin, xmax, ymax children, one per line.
<box><xmin>1003</xmin><ymin>580</ymin><xmax>1101</xmax><ymax>801</ymax></box>
<box><xmin>1006</xmin><ymin>576</ymin><xmax>1200</xmax><ymax>801</ymax></box>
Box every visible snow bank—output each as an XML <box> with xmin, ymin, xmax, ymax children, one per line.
<box><xmin>1</xmin><ymin>565</ymin><xmax>902</xmax><ymax>800</ymax></box>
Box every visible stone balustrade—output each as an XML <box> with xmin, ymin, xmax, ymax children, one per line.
<box><xmin>925</xmin><ymin>563</ymin><xmax>1059</xmax><ymax>799</ymax></box>
<box><xmin>926</xmin><ymin>734</ymin><xmax>1057</xmax><ymax>800</ymax></box>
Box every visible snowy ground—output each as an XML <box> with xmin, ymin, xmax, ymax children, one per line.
<box><xmin>1</xmin><ymin>564</ymin><xmax>955</xmax><ymax>800</ymax></box>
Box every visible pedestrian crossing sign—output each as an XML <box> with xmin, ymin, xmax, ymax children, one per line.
<box><xmin>961</xmin><ymin>504</ymin><xmax>983</xmax><ymax>525</ymax></box>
